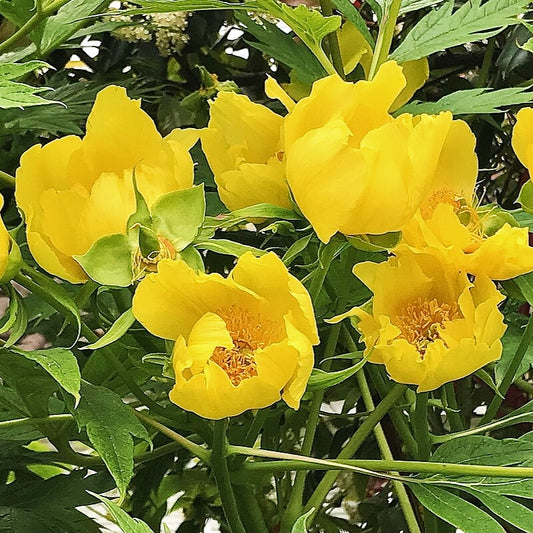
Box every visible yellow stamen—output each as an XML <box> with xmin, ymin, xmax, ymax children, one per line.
<box><xmin>210</xmin><ymin>305</ymin><xmax>283</xmax><ymax>386</ymax></box>
<box><xmin>396</xmin><ymin>297</ymin><xmax>460</xmax><ymax>358</ymax></box>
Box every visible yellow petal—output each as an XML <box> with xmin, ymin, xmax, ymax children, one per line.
<box><xmin>265</xmin><ymin>76</ymin><xmax>295</xmax><ymax>112</ymax></box>
<box><xmin>512</xmin><ymin>107</ymin><xmax>533</xmax><ymax>172</ymax></box>
<box><xmin>390</xmin><ymin>57</ymin><xmax>429</xmax><ymax>111</ymax></box>
<box><xmin>337</xmin><ymin>21</ymin><xmax>373</xmax><ymax>76</ymax></box>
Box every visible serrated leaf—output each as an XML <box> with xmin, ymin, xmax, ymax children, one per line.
<box><xmin>151</xmin><ymin>185</ymin><xmax>205</xmax><ymax>251</ymax></box>
<box><xmin>291</xmin><ymin>508</ymin><xmax>315</xmax><ymax>533</ymax></box>
<box><xmin>74</xmin><ymin>233</ymin><xmax>134</xmax><ymax>287</ymax></box>
<box><xmin>391</xmin><ymin>0</ymin><xmax>529</xmax><ymax>63</ymax></box>
<box><xmin>73</xmin><ymin>383</ymin><xmax>150</xmax><ymax>496</ymax></box>
<box><xmin>0</xmin><ymin>60</ymin><xmax>49</xmax><ymax>80</ymax></box>
<box><xmin>91</xmin><ymin>494</ymin><xmax>155</xmax><ymax>533</ymax></box>
<box><xmin>125</xmin><ymin>0</ymin><xmax>255</xmax><ymax>12</ymax></box>
<box><xmin>398</xmin><ymin>86</ymin><xmax>533</xmax><ymax>115</ymax></box>
<box><xmin>82</xmin><ymin>308</ymin><xmax>135</xmax><ymax>351</ymax></box>
<box><xmin>409</xmin><ymin>484</ymin><xmax>506</xmax><ymax>533</ymax></box>
<box><xmin>15</xmin><ymin>348</ymin><xmax>81</xmax><ymax>403</ymax></box>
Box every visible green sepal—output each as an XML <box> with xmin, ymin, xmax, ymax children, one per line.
<box><xmin>74</xmin><ymin>234</ymin><xmax>134</xmax><ymax>287</ymax></box>
<box><xmin>0</xmin><ymin>236</ymin><xmax>22</xmax><ymax>284</ymax></box>
<box><xmin>136</xmin><ymin>224</ymin><xmax>160</xmax><ymax>258</ymax></box>
<box><xmin>127</xmin><ymin>169</ymin><xmax>152</xmax><ymax>229</ymax></box>
<box><xmin>518</xmin><ymin>180</ymin><xmax>533</xmax><ymax>215</ymax></box>
<box><xmin>347</xmin><ymin>231</ymin><xmax>402</xmax><ymax>252</ymax></box>
<box><xmin>477</xmin><ymin>204</ymin><xmax>519</xmax><ymax>236</ymax></box>
<box><xmin>151</xmin><ymin>184</ymin><xmax>205</xmax><ymax>251</ymax></box>
<box><xmin>179</xmin><ymin>245</ymin><xmax>205</xmax><ymax>272</ymax></box>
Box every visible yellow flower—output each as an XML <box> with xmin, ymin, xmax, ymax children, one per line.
<box><xmin>201</xmin><ymin>86</ymin><xmax>292</xmax><ymax>212</ymax></box>
<box><xmin>512</xmin><ymin>107</ymin><xmax>533</xmax><ymax>174</ymax></box>
<box><xmin>331</xmin><ymin>250</ymin><xmax>506</xmax><ymax>391</ymax></box>
<box><xmin>132</xmin><ymin>252</ymin><xmax>319</xmax><ymax>419</ymax></box>
<box><xmin>400</xmin><ymin>139</ymin><xmax>533</xmax><ymax>280</ymax></box>
<box><xmin>16</xmin><ymin>86</ymin><xmax>198</xmax><ymax>283</ymax></box>
<box><xmin>283</xmin><ymin>61</ymin><xmax>472</xmax><ymax>242</ymax></box>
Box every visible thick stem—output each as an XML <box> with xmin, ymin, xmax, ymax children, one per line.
<box><xmin>319</xmin><ymin>0</ymin><xmax>345</xmax><ymax>78</ymax></box>
<box><xmin>280</xmin><ymin>322</ymin><xmax>341</xmax><ymax>531</ymax></box>
<box><xmin>0</xmin><ymin>170</ymin><xmax>15</xmax><ymax>189</ymax></box>
<box><xmin>480</xmin><ymin>312</ymin><xmax>533</xmax><ymax>425</ymax></box>
<box><xmin>443</xmin><ymin>383</ymin><xmax>465</xmax><ymax>432</ymax></box>
<box><xmin>368</xmin><ymin>0</ymin><xmax>402</xmax><ymax>79</ymax></box>
<box><xmin>211</xmin><ymin>419</ymin><xmax>246</xmax><ymax>533</ymax></box>
<box><xmin>304</xmin><ymin>383</ymin><xmax>407</xmax><ymax>520</ymax></box>
<box><xmin>0</xmin><ymin>0</ymin><xmax>71</xmax><ymax>54</ymax></box>
<box><xmin>357</xmin><ymin>368</ymin><xmax>422</xmax><ymax>533</ymax></box>
<box><xmin>412</xmin><ymin>393</ymin><xmax>431</xmax><ymax>461</ymax></box>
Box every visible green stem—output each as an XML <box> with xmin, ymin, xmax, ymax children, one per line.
<box><xmin>412</xmin><ymin>393</ymin><xmax>431</xmax><ymax>461</ymax></box>
<box><xmin>357</xmin><ymin>368</ymin><xmax>422</xmax><ymax>533</ymax></box>
<box><xmin>0</xmin><ymin>413</ymin><xmax>73</xmax><ymax>430</ymax></box>
<box><xmin>135</xmin><ymin>410</ymin><xmax>209</xmax><ymax>463</ymax></box>
<box><xmin>304</xmin><ymin>383</ymin><xmax>407</xmax><ymax>520</ymax></box>
<box><xmin>0</xmin><ymin>170</ymin><xmax>15</xmax><ymax>189</ymax></box>
<box><xmin>320</xmin><ymin>0</ymin><xmax>345</xmax><ymax>78</ymax></box>
<box><xmin>443</xmin><ymin>383</ymin><xmax>465</xmax><ymax>432</ymax></box>
<box><xmin>515</xmin><ymin>378</ymin><xmax>533</xmax><ymax>396</ymax></box>
<box><xmin>232</xmin><ymin>485</ymin><xmax>270</xmax><ymax>533</ymax></box>
<box><xmin>480</xmin><ymin>312</ymin><xmax>533</xmax><ymax>425</ymax></box>
<box><xmin>281</xmin><ymin>322</ymin><xmax>341</xmax><ymax>531</ymax></box>
<box><xmin>231</xmin><ymin>451</ymin><xmax>533</xmax><ymax>478</ymax></box>
<box><xmin>211</xmin><ymin>419</ymin><xmax>246</xmax><ymax>533</ymax></box>
<box><xmin>368</xmin><ymin>0</ymin><xmax>402</xmax><ymax>79</ymax></box>
<box><xmin>0</xmin><ymin>0</ymin><xmax>71</xmax><ymax>54</ymax></box>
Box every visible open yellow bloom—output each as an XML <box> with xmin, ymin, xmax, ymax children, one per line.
<box><xmin>400</xmin><ymin>143</ymin><xmax>533</xmax><ymax>280</ymax></box>
<box><xmin>201</xmin><ymin>87</ymin><xmax>292</xmax><ymax>211</ymax></box>
<box><xmin>132</xmin><ymin>252</ymin><xmax>319</xmax><ymax>419</ymax></box>
<box><xmin>283</xmin><ymin>61</ymin><xmax>472</xmax><ymax>242</ymax></box>
<box><xmin>16</xmin><ymin>86</ymin><xmax>198</xmax><ymax>283</ymax></box>
<box><xmin>512</xmin><ymin>107</ymin><xmax>533</xmax><ymax>174</ymax></box>
<box><xmin>331</xmin><ymin>250</ymin><xmax>506</xmax><ymax>391</ymax></box>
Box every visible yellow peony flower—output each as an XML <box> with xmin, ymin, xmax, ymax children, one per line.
<box><xmin>16</xmin><ymin>86</ymin><xmax>198</xmax><ymax>283</ymax></box>
<box><xmin>512</xmin><ymin>107</ymin><xmax>533</xmax><ymax>175</ymax></box>
<box><xmin>331</xmin><ymin>250</ymin><xmax>506</xmax><ymax>391</ymax></box>
<box><xmin>132</xmin><ymin>252</ymin><xmax>319</xmax><ymax>419</ymax></box>
<box><xmin>400</xmin><ymin>141</ymin><xmax>533</xmax><ymax>280</ymax></box>
<box><xmin>283</xmin><ymin>61</ymin><xmax>473</xmax><ymax>243</ymax></box>
<box><xmin>201</xmin><ymin>86</ymin><xmax>292</xmax><ymax>212</ymax></box>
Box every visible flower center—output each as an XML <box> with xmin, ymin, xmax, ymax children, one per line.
<box><xmin>210</xmin><ymin>305</ymin><xmax>283</xmax><ymax>386</ymax></box>
<box><xmin>395</xmin><ymin>297</ymin><xmax>460</xmax><ymax>357</ymax></box>
<box><xmin>420</xmin><ymin>189</ymin><xmax>463</xmax><ymax>220</ymax></box>
<box><xmin>132</xmin><ymin>236</ymin><xmax>175</xmax><ymax>281</ymax></box>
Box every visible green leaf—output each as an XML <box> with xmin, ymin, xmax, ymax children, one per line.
<box><xmin>409</xmin><ymin>484</ymin><xmax>506</xmax><ymax>533</ymax></box>
<box><xmin>398</xmin><ymin>86</ymin><xmax>533</xmax><ymax>115</ymax></box>
<box><xmin>514</xmin><ymin>271</ymin><xmax>533</xmax><ymax>304</ymax></box>
<box><xmin>282</xmin><ymin>234</ymin><xmax>313</xmax><ymax>266</ymax></box>
<box><xmin>519</xmin><ymin>181</ymin><xmax>533</xmax><ymax>215</ymax></box>
<box><xmin>151</xmin><ymin>184</ymin><xmax>205</xmax><ymax>251</ymax></box>
<box><xmin>236</xmin><ymin>12</ymin><xmax>325</xmax><ymax>84</ymax></box>
<box><xmin>82</xmin><ymin>308</ymin><xmax>135</xmax><ymax>351</ymax></box>
<box><xmin>255</xmin><ymin>0</ymin><xmax>341</xmax><ymax>49</ymax></box>
<box><xmin>347</xmin><ymin>231</ymin><xmax>402</xmax><ymax>252</ymax></box>
<box><xmin>0</xmin><ymin>62</ymin><xmax>59</xmax><ymax>109</ymax></box>
<box><xmin>391</xmin><ymin>0</ymin><xmax>529</xmax><ymax>63</ymax></box>
<box><xmin>307</xmin><ymin>353</ymin><xmax>371</xmax><ymax>391</ymax></box>
<box><xmin>125</xmin><ymin>0</ymin><xmax>255</xmax><ymax>12</ymax></box>
<box><xmin>74</xmin><ymin>233</ymin><xmax>134</xmax><ymax>287</ymax></box>
<box><xmin>0</xmin><ymin>284</ymin><xmax>27</xmax><ymax>347</ymax></box>
<box><xmin>73</xmin><ymin>383</ymin><xmax>150</xmax><ymax>496</ymax></box>
<box><xmin>91</xmin><ymin>494</ymin><xmax>155</xmax><ymax>533</ymax></box>
<box><xmin>196</xmin><ymin>239</ymin><xmax>266</xmax><ymax>258</ymax></box>
<box><xmin>495</xmin><ymin>320</ymin><xmax>533</xmax><ymax>386</ymax></box>
<box><xmin>461</xmin><ymin>487</ymin><xmax>533</xmax><ymax>532</ymax></box>
<box><xmin>15</xmin><ymin>348</ymin><xmax>81</xmax><ymax>404</ymax></box>
<box><xmin>291</xmin><ymin>508</ymin><xmax>315</xmax><ymax>533</ymax></box>
<box><xmin>39</xmin><ymin>0</ymin><xmax>111</xmax><ymax>55</ymax></box>
<box><xmin>331</xmin><ymin>0</ymin><xmax>374</xmax><ymax>46</ymax></box>
<box><xmin>178</xmin><ymin>245</ymin><xmax>205</xmax><ymax>271</ymax></box>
